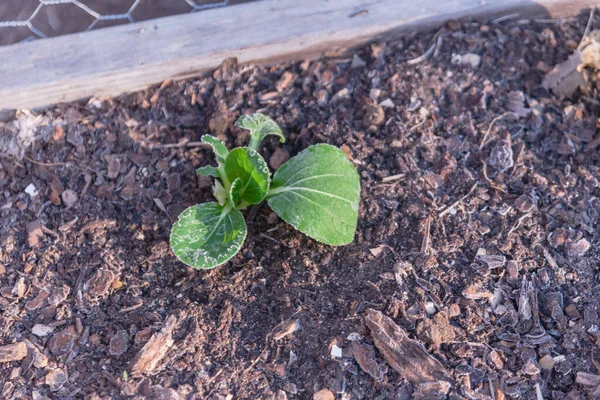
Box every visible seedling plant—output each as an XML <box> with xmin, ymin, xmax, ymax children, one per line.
<box><xmin>170</xmin><ymin>114</ymin><xmax>360</xmax><ymax>269</ymax></box>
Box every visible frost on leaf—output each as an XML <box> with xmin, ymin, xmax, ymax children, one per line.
<box><xmin>224</xmin><ymin>147</ymin><xmax>270</xmax><ymax>207</ymax></box>
<box><xmin>170</xmin><ymin>203</ymin><xmax>246</xmax><ymax>269</ymax></box>
<box><xmin>235</xmin><ymin>113</ymin><xmax>285</xmax><ymax>150</ymax></box>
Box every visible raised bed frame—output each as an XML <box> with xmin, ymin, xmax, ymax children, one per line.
<box><xmin>0</xmin><ymin>0</ymin><xmax>598</xmax><ymax>110</ymax></box>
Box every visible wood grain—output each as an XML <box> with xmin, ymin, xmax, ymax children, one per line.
<box><xmin>0</xmin><ymin>0</ymin><xmax>597</xmax><ymax>110</ymax></box>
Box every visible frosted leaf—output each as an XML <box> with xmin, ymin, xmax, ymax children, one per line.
<box><xmin>170</xmin><ymin>203</ymin><xmax>246</xmax><ymax>269</ymax></box>
<box><xmin>267</xmin><ymin>144</ymin><xmax>360</xmax><ymax>245</ymax></box>
<box><xmin>235</xmin><ymin>113</ymin><xmax>285</xmax><ymax>150</ymax></box>
<box><xmin>224</xmin><ymin>147</ymin><xmax>270</xmax><ymax>208</ymax></box>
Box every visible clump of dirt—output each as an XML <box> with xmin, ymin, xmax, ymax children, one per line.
<box><xmin>1</xmin><ymin>10</ymin><xmax>600</xmax><ymax>400</ymax></box>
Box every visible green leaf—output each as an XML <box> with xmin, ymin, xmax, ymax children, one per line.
<box><xmin>228</xmin><ymin>178</ymin><xmax>243</xmax><ymax>208</ymax></box>
<box><xmin>225</xmin><ymin>147</ymin><xmax>270</xmax><ymax>207</ymax></box>
<box><xmin>196</xmin><ymin>165</ymin><xmax>220</xmax><ymax>177</ymax></box>
<box><xmin>267</xmin><ymin>144</ymin><xmax>360</xmax><ymax>245</ymax></box>
<box><xmin>235</xmin><ymin>113</ymin><xmax>285</xmax><ymax>150</ymax></box>
<box><xmin>170</xmin><ymin>202</ymin><xmax>246</xmax><ymax>269</ymax></box>
<box><xmin>201</xmin><ymin>135</ymin><xmax>229</xmax><ymax>163</ymax></box>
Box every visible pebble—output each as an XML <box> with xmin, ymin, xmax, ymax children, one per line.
<box><xmin>24</xmin><ymin>183</ymin><xmax>39</xmax><ymax>197</ymax></box>
<box><xmin>61</xmin><ymin>189</ymin><xmax>78</xmax><ymax>209</ymax></box>
<box><xmin>32</xmin><ymin>324</ymin><xmax>54</xmax><ymax>337</ymax></box>
<box><xmin>350</xmin><ymin>54</ymin><xmax>367</xmax><ymax>69</ymax></box>
<box><xmin>451</xmin><ymin>53</ymin><xmax>481</xmax><ymax>68</ymax></box>
<box><xmin>380</xmin><ymin>98</ymin><xmax>395</xmax><ymax>108</ymax></box>
<box><xmin>539</xmin><ymin>354</ymin><xmax>555</xmax><ymax>370</ymax></box>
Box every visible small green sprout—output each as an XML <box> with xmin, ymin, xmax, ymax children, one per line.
<box><xmin>170</xmin><ymin>113</ymin><xmax>361</xmax><ymax>269</ymax></box>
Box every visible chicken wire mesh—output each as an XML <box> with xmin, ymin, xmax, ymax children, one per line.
<box><xmin>0</xmin><ymin>0</ymin><xmax>251</xmax><ymax>46</ymax></box>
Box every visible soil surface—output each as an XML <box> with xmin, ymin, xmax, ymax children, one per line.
<box><xmin>1</xmin><ymin>11</ymin><xmax>600</xmax><ymax>400</ymax></box>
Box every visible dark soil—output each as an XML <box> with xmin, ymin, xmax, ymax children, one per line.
<box><xmin>1</xmin><ymin>11</ymin><xmax>600</xmax><ymax>400</ymax></box>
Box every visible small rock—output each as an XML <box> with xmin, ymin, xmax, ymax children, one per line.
<box><xmin>48</xmin><ymin>326</ymin><xmax>78</xmax><ymax>356</ymax></box>
<box><xmin>351</xmin><ymin>54</ymin><xmax>367</xmax><ymax>69</ymax></box>
<box><xmin>61</xmin><ymin>189</ymin><xmax>78</xmax><ymax>209</ymax></box>
<box><xmin>45</xmin><ymin>368</ymin><xmax>68</xmax><ymax>389</ymax></box>
<box><xmin>451</xmin><ymin>53</ymin><xmax>481</xmax><ymax>68</ymax></box>
<box><xmin>567</xmin><ymin>238</ymin><xmax>590</xmax><ymax>257</ymax></box>
<box><xmin>109</xmin><ymin>330</ymin><xmax>129</xmax><ymax>356</ymax></box>
<box><xmin>313</xmin><ymin>389</ymin><xmax>335</xmax><ymax>400</ymax></box>
<box><xmin>0</xmin><ymin>342</ymin><xmax>27</xmax><ymax>362</ymax></box>
<box><xmin>380</xmin><ymin>98</ymin><xmax>395</xmax><ymax>108</ymax></box>
<box><xmin>25</xmin><ymin>183</ymin><xmax>39</xmax><ymax>197</ymax></box>
<box><xmin>424</xmin><ymin>302</ymin><xmax>437</xmax><ymax>315</ymax></box>
<box><xmin>539</xmin><ymin>354</ymin><xmax>555</xmax><ymax>370</ymax></box>
<box><xmin>32</xmin><ymin>324</ymin><xmax>54</xmax><ymax>337</ymax></box>
<box><xmin>85</xmin><ymin>269</ymin><xmax>115</xmax><ymax>298</ymax></box>
<box><xmin>269</xmin><ymin>148</ymin><xmax>290</xmax><ymax>170</ymax></box>
<box><xmin>330</xmin><ymin>344</ymin><xmax>343</xmax><ymax>358</ymax></box>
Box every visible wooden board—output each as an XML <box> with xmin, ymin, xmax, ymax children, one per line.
<box><xmin>0</xmin><ymin>0</ymin><xmax>598</xmax><ymax>110</ymax></box>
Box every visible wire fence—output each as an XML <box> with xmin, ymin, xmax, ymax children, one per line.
<box><xmin>0</xmin><ymin>0</ymin><xmax>251</xmax><ymax>46</ymax></box>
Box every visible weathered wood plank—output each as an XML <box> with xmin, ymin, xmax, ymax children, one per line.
<box><xmin>0</xmin><ymin>0</ymin><xmax>597</xmax><ymax>110</ymax></box>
